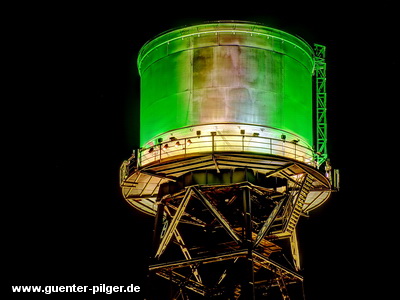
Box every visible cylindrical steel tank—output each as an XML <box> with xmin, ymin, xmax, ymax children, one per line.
<box><xmin>138</xmin><ymin>22</ymin><xmax>315</xmax><ymax>156</ymax></box>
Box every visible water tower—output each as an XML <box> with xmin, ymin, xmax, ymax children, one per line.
<box><xmin>120</xmin><ymin>21</ymin><xmax>337</xmax><ymax>299</ymax></box>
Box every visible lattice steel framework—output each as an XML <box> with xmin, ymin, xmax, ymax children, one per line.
<box><xmin>314</xmin><ymin>44</ymin><xmax>328</xmax><ymax>167</ymax></box>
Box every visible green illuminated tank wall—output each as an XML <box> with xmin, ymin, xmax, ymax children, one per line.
<box><xmin>138</xmin><ymin>22</ymin><xmax>315</xmax><ymax>147</ymax></box>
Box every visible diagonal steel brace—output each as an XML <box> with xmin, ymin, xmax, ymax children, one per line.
<box><xmin>155</xmin><ymin>187</ymin><xmax>193</xmax><ymax>259</ymax></box>
<box><xmin>253</xmin><ymin>197</ymin><xmax>286</xmax><ymax>248</ymax></box>
<box><xmin>191</xmin><ymin>186</ymin><xmax>242</xmax><ymax>245</ymax></box>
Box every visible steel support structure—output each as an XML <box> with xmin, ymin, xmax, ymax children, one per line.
<box><xmin>122</xmin><ymin>149</ymin><xmax>332</xmax><ymax>299</ymax></box>
<box><xmin>314</xmin><ymin>44</ymin><xmax>328</xmax><ymax>167</ymax></box>
<box><xmin>144</xmin><ymin>165</ymin><xmax>327</xmax><ymax>299</ymax></box>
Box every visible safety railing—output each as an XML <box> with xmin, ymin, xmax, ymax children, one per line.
<box><xmin>138</xmin><ymin>133</ymin><xmax>317</xmax><ymax>168</ymax></box>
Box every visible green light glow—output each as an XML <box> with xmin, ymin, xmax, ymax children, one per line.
<box><xmin>138</xmin><ymin>22</ymin><xmax>314</xmax><ymax>148</ymax></box>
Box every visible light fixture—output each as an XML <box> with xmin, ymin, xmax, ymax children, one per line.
<box><xmin>175</xmin><ymin>141</ymin><xmax>181</xmax><ymax>147</ymax></box>
<box><xmin>253</xmin><ymin>132</ymin><xmax>259</xmax><ymax>137</ymax></box>
<box><xmin>240</xmin><ymin>129</ymin><xmax>245</xmax><ymax>135</ymax></box>
<box><xmin>187</xmin><ymin>139</ymin><xmax>192</xmax><ymax>145</ymax></box>
<box><xmin>162</xmin><ymin>144</ymin><xmax>169</xmax><ymax>150</ymax></box>
<box><xmin>148</xmin><ymin>147</ymin><xmax>154</xmax><ymax>153</ymax></box>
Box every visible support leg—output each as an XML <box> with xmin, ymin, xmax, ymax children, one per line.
<box><xmin>242</xmin><ymin>187</ymin><xmax>255</xmax><ymax>300</ymax></box>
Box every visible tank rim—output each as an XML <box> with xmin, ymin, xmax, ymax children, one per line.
<box><xmin>137</xmin><ymin>20</ymin><xmax>315</xmax><ymax>72</ymax></box>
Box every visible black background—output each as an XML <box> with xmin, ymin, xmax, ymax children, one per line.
<box><xmin>4</xmin><ymin>2</ymin><xmax>396</xmax><ymax>299</ymax></box>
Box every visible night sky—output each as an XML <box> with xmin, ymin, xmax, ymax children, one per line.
<box><xmin>5</xmin><ymin>3</ymin><xmax>396</xmax><ymax>299</ymax></box>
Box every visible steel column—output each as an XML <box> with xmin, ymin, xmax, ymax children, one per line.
<box><xmin>242</xmin><ymin>187</ymin><xmax>255</xmax><ymax>300</ymax></box>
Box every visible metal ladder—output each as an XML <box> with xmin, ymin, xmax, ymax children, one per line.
<box><xmin>284</xmin><ymin>174</ymin><xmax>314</xmax><ymax>235</ymax></box>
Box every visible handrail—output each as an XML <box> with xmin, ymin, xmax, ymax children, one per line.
<box><xmin>137</xmin><ymin>133</ymin><xmax>317</xmax><ymax>168</ymax></box>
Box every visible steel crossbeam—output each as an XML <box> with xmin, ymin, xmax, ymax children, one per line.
<box><xmin>150</xmin><ymin>250</ymin><xmax>248</xmax><ymax>271</ymax></box>
<box><xmin>253</xmin><ymin>251</ymin><xmax>303</xmax><ymax>282</ymax></box>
